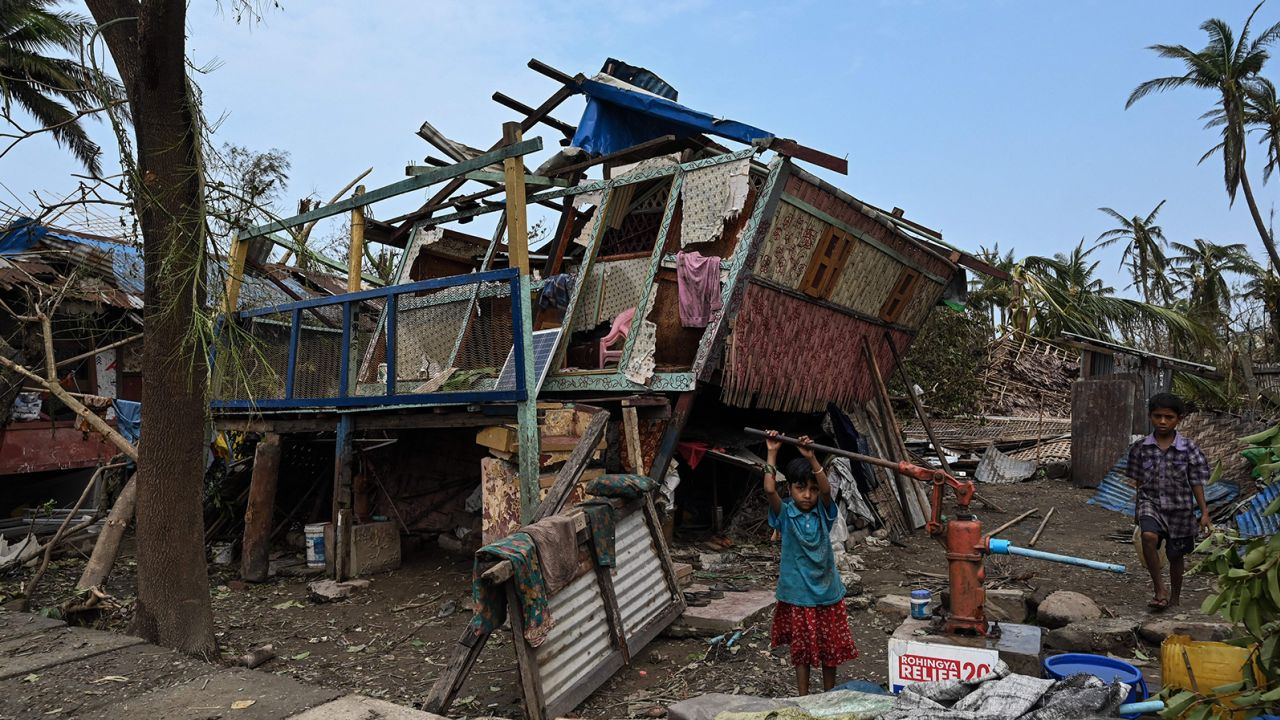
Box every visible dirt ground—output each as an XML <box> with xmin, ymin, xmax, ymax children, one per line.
<box><xmin>1</xmin><ymin>476</ymin><xmax>1216</xmax><ymax>719</ymax></box>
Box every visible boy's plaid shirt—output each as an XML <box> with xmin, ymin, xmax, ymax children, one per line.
<box><xmin>1127</xmin><ymin>432</ymin><xmax>1209</xmax><ymax>538</ymax></box>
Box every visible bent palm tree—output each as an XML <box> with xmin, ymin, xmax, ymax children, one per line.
<box><xmin>1095</xmin><ymin>201</ymin><xmax>1172</xmax><ymax>303</ymax></box>
<box><xmin>1019</xmin><ymin>240</ymin><xmax>1211</xmax><ymax>349</ymax></box>
<box><xmin>0</xmin><ymin>0</ymin><xmax>123</xmax><ymax>173</ymax></box>
<box><xmin>1127</xmin><ymin>2</ymin><xmax>1280</xmax><ymax>272</ymax></box>
<box><xmin>1169</xmin><ymin>238</ymin><xmax>1260</xmax><ymax>329</ymax></box>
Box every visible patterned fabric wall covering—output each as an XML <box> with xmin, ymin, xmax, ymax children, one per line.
<box><xmin>781</xmin><ymin>175</ymin><xmax>954</xmax><ymax>281</ymax></box>
<box><xmin>721</xmin><ymin>283</ymin><xmax>910</xmax><ymax>413</ymax></box>
<box><xmin>570</xmin><ymin>257</ymin><xmax>650</xmax><ymax>332</ymax></box>
<box><xmin>751</xmin><ymin>202</ymin><xmax>825</xmax><ymax>290</ymax></box>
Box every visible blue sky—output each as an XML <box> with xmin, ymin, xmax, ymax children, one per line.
<box><xmin>3</xmin><ymin>0</ymin><xmax>1277</xmax><ymax>292</ymax></box>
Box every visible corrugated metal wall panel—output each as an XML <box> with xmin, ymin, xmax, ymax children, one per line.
<box><xmin>1236</xmin><ymin>482</ymin><xmax>1280</xmax><ymax>537</ymax></box>
<box><xmin>612</xmin><ymin>510</ymin><xmax>669</xmax><ymax>636</ymax></box>
<box><xmin>534</xmin><ymin>506</ymin><xmax>678</xmax><ymax>715</ymax></box>
<box><xmin>536</xmin><ymin>569</ymin><xmax>612</xmax><ymax>707</ymax></box>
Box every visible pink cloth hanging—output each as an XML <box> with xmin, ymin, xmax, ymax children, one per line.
<box><xmin>676</xmin><ymin>251</ymin><xmax>722</xmax><ymax>328</ymax></box>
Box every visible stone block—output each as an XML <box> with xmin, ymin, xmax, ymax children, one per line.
<box><xmin>666</xmin><ymin>585</ymin><xmax>775</xmax><ymax>637</ymax></box>
<box><xmin>289</xmin><ymin>694</ymin><xmax>449</xmax><ymax>719</ymax></box>
<box><xmin>348</xmin><ymin>521</ymin><xmax>400</xmax><ymax>576</ymax></box>
<box><xmin>1138</xmin><ymin>618</ymin><xmax>1233</xmax><ymax>645</ymax></box>
<box><xmin>0</xmin><ymin>626</ymin><xmax>144</xmax><ymax>680</ymax></box>
<box><xmin>0</xmin><ymin>610</ymin><xmax>64</xmax><ymax>642</ymax></box>
<box><xmin>876</xmin><ymin>595</ymin><xmax>912</xmax><ymax>621</ymax></box>
<box><xmin>984</xmin><ymin>589</ymin><xmax>1029</xmax><ymax>623</ymax></box>
<box><xmin>1045</xmin><ymin>617</ymin><xmax>1140</xmax><ymax>655</ymax></box>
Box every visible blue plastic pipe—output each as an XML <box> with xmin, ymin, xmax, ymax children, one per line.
<box><xmin>1117</xmin><ymin>700</ymin><xmax>1163</xmax><ymax>715</ymax></box>
<box><xmin>988</xmin><ymin>538</ymin><xmax>1127</xmax><ymax>573</ymax></box>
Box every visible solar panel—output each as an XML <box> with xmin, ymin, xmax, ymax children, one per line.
<box><xmin>495</xmin><ymin>328</ymin><xmax>562</xmax><ymax>394</ymax></box>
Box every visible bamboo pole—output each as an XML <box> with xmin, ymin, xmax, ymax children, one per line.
<box><xmin>987</xmin><ymin>508</ymin><xmax>1039</xmax><ymax>538</ymax></box>
<box><xmin>1029</xmin><ymin>507</ymin><xmax>1055</xmax><ymax>547</ymax></box>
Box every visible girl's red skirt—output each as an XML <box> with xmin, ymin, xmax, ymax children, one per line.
<box><xmin>770</xmin><ymin>598</ymin><xmax>858</xmax><ymax>668</ymax></box>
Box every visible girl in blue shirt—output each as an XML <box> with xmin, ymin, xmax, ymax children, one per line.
<box><xmin>764</xmin><ymin>431</ymin><xmax>858</xmax><ymax>695</ymax></box>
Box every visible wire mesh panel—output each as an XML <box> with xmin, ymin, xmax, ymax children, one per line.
<box><xmin>209</xmin><ymin>268</ymin><xmax>524</xmax><ymax>409</ymax></box>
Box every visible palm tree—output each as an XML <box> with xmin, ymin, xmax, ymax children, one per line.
<box><xmin>1018</xmin><ymin>240</ymin><xmax>1212</xmax><ymax>348</ymax></box>
<box><xmin>967</xmin><ymin>243</ymin><xmax>1018</xmax><ymax>327</ymax></box>
<box><xmin>1127</xmin><ymin>2</ymin><xmax>1280</xmax><ymax>272</ymax></box>
<box><xmin>0</xmin><ymin>0</ymin><xmax>123</xmax><ymax>173</ymax></box>
<box><xmin>1168</xmin><ymin>238</ymin><xmax>1261</xmax><ymax>331</ymax></box>
<box><xmin>1094</xmin><ymin>201</ymin><xmax>1172</xmax><ymax>303</ymax></box>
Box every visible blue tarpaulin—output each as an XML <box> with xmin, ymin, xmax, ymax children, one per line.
<box><xmin>112</xmin><ymin>399</ymin><xmax>141</xmax><ymax>446</ymax></box>
<box><xmin>0</xmin><ymin>217</ymin><xmax>47</xmax><ymax>254</ymax></box>
<box><xmin>571</xmin><ymin>78</ymin><xmax>773</xmax><ymax>156</ymax></box>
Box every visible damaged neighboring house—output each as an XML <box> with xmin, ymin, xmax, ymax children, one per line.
<box><xmin>0</xmin><ymin>217</ymin><xmax>142</xmax><ymax>481</ymax></box>
<box><xmin>202</xmin><ymin>57</ymin><xmax>1000</xmax><ymax>720</ymax></box>
<box><xmin>0</xmin><ymin>214</ymin><xmax>352</xmax><ymax>504</ymax></box>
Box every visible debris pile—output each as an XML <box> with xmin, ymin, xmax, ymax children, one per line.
<box><xmin>977</xmin><ymin>331</ymin><xmax>1078</xmax><ymax>417</ymax></box>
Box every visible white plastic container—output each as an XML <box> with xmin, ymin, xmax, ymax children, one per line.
<box><xmin>305</xmin><ymin>522</ymin><xmax>328</xmax><ymax>568</ymax></box>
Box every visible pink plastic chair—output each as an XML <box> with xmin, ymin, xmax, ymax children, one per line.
<box><xmin>598</xmin><ymin>307</ymin><xmax>637</xmax><ymax>368</ymax></box>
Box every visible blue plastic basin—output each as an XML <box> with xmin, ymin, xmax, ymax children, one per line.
<box><xmin>1043</xmin><ymin>653</ymin><xmax>1148</xmax><ymax>718</ymax></box>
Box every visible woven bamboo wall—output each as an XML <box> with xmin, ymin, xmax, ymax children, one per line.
<box><xmin>720</xmin><ymin>283</ymin><xmax>911</xmax><ymax>412</ymax></box>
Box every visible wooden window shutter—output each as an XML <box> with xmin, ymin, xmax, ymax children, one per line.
<box><xmin>879</xmin><ymin>267</ymin><xmax>921</xmax><ymax>323</ymax></box>
<box><xmin>800</xmin><ymin>227</ymin><xmax>853</xmax><ymax>299</ymax></box>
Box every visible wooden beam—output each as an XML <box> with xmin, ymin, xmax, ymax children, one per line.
<box><xmin>532</xmin><ymin>407</ymin><xmax>609</xmax><ymax>519</ymax></box>
<box><xmin>647</xmin><ymin>392</ymin><xmax>695</xmax><ymax>483</ymax></box>
<box><xmin>461</xmin><ymin>170</ymin><xmax>570</xmax><ymax>187</ymax></box>
<box><xmin>241</xmin><ymin>138</ymin><xmax>542</xmax><ymax>241</ymax></box>
<box><xmin>545</xmin><ymin>134</ymin><xmax>679</xmax><ymax>178</ymax></box>
<box><xmin>765</xmin><ymin>138</ymin><xmax>848</xmax><ymax>175</ymax></box>
<box><xmin>241</xmin><ymin>434</ymin><xmax>282</xmax><ymax>583</ymax></box>
<box><xmin>527</xmin><ymin>57</ymin><xmax>574</xmax><ymax>85</ymax></box>
<box><xmin>388</xmin><ymin>85</ymin><xmax>578</xmax><ymax>247</ymax></box>
<box><xmin>348</xmin><ymin>186</ymin><xmax>366</xmax><ymax>292</ymax></box>
<box><xmin>54</xmin><ymin>333</ymin><xmax>142</xmax><ymax>369</ymax></box>
<box><xmin>492</xmin><ymin>91</ymin><xmax>576</xmax><ymax>136</ymax></box>
<box><xmin>622</xmin><ymin>406</ymin><xmax>643</xmax><ymax>474</ymax></box>
<box><xmin>224</xmin><ymin>234</ymin><xmax>250</xmax><ymax>313</ymax></box>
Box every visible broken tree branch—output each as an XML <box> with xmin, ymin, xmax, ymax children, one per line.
<box><xmin>76</xmin><ymin>473</ymin><xmax>135</xmax><ymax>591</ymax></box>
<box><xmin>22</xmin><ymin>463</ymin><xmax>118</xmax><ymax>600</ymax></box>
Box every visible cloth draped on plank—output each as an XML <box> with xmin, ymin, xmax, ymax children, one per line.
<box><xmin>579</xmin><ymin>501</ymin><xmax>617</xmax><ymax>568</ymax></box>
<box><xmin>522</xmin><ymin>515</ymin><xmax>579</xmax><ymax>595</ymax></box>
<box><xmin>587</xmin><ymin>473</ymin><xmax>656</xmax><ymax>499</ymax></box>
<box><xmin>469</xmin><ymin>532</ymin><xmax>554</xmax><ymax>647</ymax></box>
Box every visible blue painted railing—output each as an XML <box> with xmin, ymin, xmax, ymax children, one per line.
<box><xmin>210</xmin><ymin>267</ymin><xmax>526</xmax><ymax>411</ymax></box>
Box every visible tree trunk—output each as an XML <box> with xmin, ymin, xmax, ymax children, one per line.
<box><xmin>87</xmin><ymin>0</ymin><xmax>217</xmax><ymax>659</ymax></box>
<box><xmin>1237</xmin><ymin>165</ymin><xmax>1280</xmax><ymax>272</ymax></box>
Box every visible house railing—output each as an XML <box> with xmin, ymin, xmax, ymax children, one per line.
<box><xmin>210</xmin><ymin>267</ymin><xmax>526</xmax><ymax>411</ymax></box>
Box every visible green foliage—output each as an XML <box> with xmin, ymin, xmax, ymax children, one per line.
<box><xmin>1177</xmin><ymin>515</ymin><xmax>1280</xmax><ymax>716</ymax></box>
<box><xmin>895</xmin><ymin>306</ymin><xmax>988</xmax><ymax>417</ymax></box>
<box><xmin>0</xmin><ymin>0</ymin><xmax>125</xmax><ymax>173</ymax></box>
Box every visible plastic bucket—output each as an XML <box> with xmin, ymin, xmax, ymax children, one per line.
<box><xmin>304</xmin><ymin>522</ymin><xmax>328</xmax><ymax>568</ymax></box>
<box><xmin>1044</xmin><ymin>653</ymin><xmax>1148</xmax><ymax>718</ymax></box>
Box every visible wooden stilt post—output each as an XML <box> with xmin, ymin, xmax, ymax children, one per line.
<box><xmin>241</xmin><ymin>433</ymin><xmax>282</xmax><ymax>582</ymax></box>
<box><xmin>333</xmin><ymin>414</ymin><xmax>354</xmax><ymax>580</ymax></box>
<box><xmin>224</xmin><ymin>232</ymin><xmax>250</xmax><ymax>313</ymax></box>
<box><xmin>503</xmin><ymin>121</ymin><xmax>541</xmax><ymax>524</ymax></box>
<box><xmin>348</xmin><ymin>186</ymin><xmax>366</xmax><ymax>292</ymax></box>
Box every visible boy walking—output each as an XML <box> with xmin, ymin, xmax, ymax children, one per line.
<box><xmin>1127</xmin><ymin>392</ymin><xmax>1212</xmax><ymax>611</ymax></box>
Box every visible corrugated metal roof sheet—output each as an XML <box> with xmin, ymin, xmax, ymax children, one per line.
<box><xmin>1235</xmin><ymin>482</ymin><xmax>1280</xmax><ymax>538</ymax></box>
<box><xmin>1087</xmin><ymin>451</ymin><xmax>1240</xmax><ymax>518</ymax></box>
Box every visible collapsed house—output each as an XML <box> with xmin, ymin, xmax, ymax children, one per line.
<box><xmin>190</xmin><ymin>58</ymin><xmax>1002</xmax><ymax>719</ymax></box>
<box><xmin>0</xmin><ymin>212</ymin><xmax>354</xmax><ymax>511</ymax></box>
